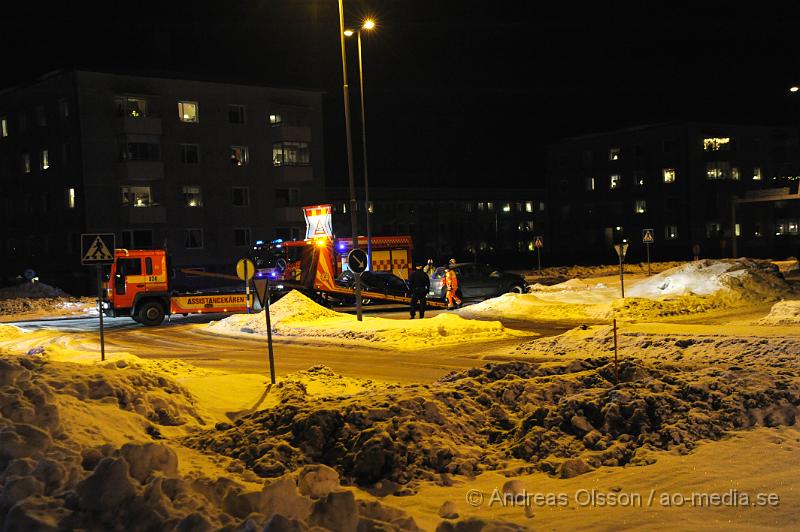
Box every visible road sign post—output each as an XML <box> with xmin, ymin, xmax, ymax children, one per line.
<box><xmin>81</xmin><ymin>233</ymin><xmax>115</xmax><ymax>362</ymax></box>
<box><xmin>613</xmin><ymin>241</ymin><xmax>629</xmax><ymax>298</ymax></box>
<box><xmin>533</xmin><ymin>236</ymin><xmax>543</xmax><ymax>273</ymax></box>
<box><xmin>236</xmin><ymin>258</ymin><xmax>255</xmax><ymax>314</ymax></box>
<box><xmin>253</xmin><ymin>277</ymin><xmax>276</xmax><ymax>385</ymax></box>
<box><xmin>347</xmin><ymin>249</ymin><xmax>368</xmax><ymax>322</ymax></box>
<box><xmin>642</xmin><ymin>229</ymin><xmax>654</xmax><ymax>276</ymax></box>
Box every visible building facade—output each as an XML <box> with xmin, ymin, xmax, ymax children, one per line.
<box><xmin>547</xmin><ymin>122</ymin><xmax>800</xmax><ymax>264</ymax></box>
<box><xmin>326</xmin><ymin>187</ymin><xmax>548</xmax><ymax>269</ymax></box>
<box><xmin>0</xmin><ymin>70</ymin><xmax>325</xmax><ymax>293</ymax></box>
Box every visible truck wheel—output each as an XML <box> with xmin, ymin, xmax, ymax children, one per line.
<box><xmin>137</xmin><ymin>301</ymin><xmax>165</xmax><ymax>326</ymax></box>
<box><xmin>507</xmin><ymin>284</ymin><xmax>526</xmax><ymax>294</ymax></box>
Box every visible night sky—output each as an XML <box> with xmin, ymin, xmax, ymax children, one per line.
<box><xmin>4</xmin><ymin>1</ymin><xmax>800</xmax><ymax>188</ymax></box>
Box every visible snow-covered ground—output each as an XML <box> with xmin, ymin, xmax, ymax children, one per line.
<box><xmin>462</xmin><ymin>259</ymin><xmax>796</xmax><ymax>323</ymax></box>
<box><xmin>2</xmin><ymin>258</ymin><xmax>799</xmax><ymax>530</ymax></box>
<box><xmin>206</xmin><ymin>290</ymin><xmax>533</xmax><ymax>349</ymax></box>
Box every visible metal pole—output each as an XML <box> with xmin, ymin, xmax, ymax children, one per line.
<box><xmin>537</xmin><ymin>247</ymin><xmax>541</xmax><ymax>273</ymax></box>
<box><xmin>264</xmin><ymin>278</ymin><xmax>276</xmax><ymax>385</ymax></box>
<box><xmin>96</xmin><ymin>264</ymin><xmax>106</xmax><ymax>362</ymax></box>
<box><xmin>338</xmin><ymin>0</ymin><xmax>363</xmax><ymax>321</ymax></box>
<box><xmin>646</xmin><ymin>243</ymin><xmax>651</xmax><ymax>276</ymax></box>
<box><xmin>619</xmin><ymin>252</ymin><xmax>625</xmax><ymax>298</ymax></box>
<box><xmin>245</xmin><ymin>261</ymin><xmax>251</xmax><ymax>314</ymax></box>
<box><xmin>357</xmin><ymin>30</ymin><xmax>372</xmax><ymax>270</ymax></box>
<box><xmin>730</xmin><ymin>197</ymin><xmax>738</xmax><ymax>258</ymax></box>
<box><xmin>612</xmin><ymin>318</ymin><xmax>619</xmax><ymax>383</ymax></box>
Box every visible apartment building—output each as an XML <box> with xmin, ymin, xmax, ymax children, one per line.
<box><xmin>0</xmin><ymin>70</ymin><xmax>325</xmax><ymax>293</ymax></box>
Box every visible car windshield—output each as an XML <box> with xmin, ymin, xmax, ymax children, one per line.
<box><xmin>431</xmin><ymin>267</ymin><xmax>446</xmax><ymax>279</ymax></box>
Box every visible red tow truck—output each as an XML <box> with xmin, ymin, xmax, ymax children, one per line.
<box><xmin>103</xmin><ymin>249</ymin><xmax>252</xmax><ymax>326</ymax></box>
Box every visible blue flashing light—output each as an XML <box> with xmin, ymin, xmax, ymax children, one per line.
<box><xmin>270</xmin><ymin>272</ymin><xmax>278</xmax><ymax>278</ymax></box>
<box><xmin>338</xmin><ymin>243</ymin><xmax>346</xmax><ymax>251</ymax></box>
<box><xmin>255</xmin><ymin>240</ymin><xmax>264</xmax><ymax>245</ymax></box>
<box><xmin>271</xmin><ymin>238</ymin><xmax>284</xmax><ymax>244</ymax></box>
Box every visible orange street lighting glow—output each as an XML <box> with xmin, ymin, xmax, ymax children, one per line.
<box><xmin>362</xmin><ymin>19</ymin><xmax>376</xmax><ymax>30</ymax></box>
<box><xmin>344</xmin><ymin>29</ymin><xmax>354</xmax><ymax>37</ymax></box>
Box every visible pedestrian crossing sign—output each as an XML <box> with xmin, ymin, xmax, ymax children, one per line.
<box><xmin>533</xmin><ymin>236</ymin><xmax>544</xmax><ymax>249</ymax></box>
<box><xmin>81</xmin><ymin>233</ymin><xmax>116</xmax><ymax>265</ymax></box>
<box><xmin>642</xmin><ymin>229</ymin><xmax>654</xmax><ymax>244</ymax></box>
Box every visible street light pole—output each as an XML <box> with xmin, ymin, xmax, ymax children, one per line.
<box><xmin>356</xmin><ymin>28</ymin><xmax>373</xmax><ymax>269</ymax></box>
<box><xmin>337</xmin><ymin>0</ymin><xmax>363</xmax><ymax>321</ymax></box>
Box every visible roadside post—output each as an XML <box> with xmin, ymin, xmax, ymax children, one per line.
<box><xmin>347</xmin><ymin>249</ymin><xmax>368</xmax><ymax>321</ymax></box>
<box><xmin>613</xmin><ymin>240</ymin><xmax>629</xmax><ymax>298</ymax></box>
<box><xmin>81</xmin><ymin>233</ymin><xmax>116</xmax><ymax>362</ymax></box>
<box><xmin>612</xmin><ymin>318</ymin><xmax>620</xmax><ymax>383</ymax></box>
<box><xmin>642</xmin><ymin>229</ymin><xmax>654</xmax><ymax>276</ymax></box>
<box><xmin>253</xmin><ymin>278</ymin><xmax>274</xmax><ymax>385</ymax></box>
<box><xmin>236</xmin><ymin>258</ymin><xmax>255</xmax><ymax>313</ymax></box>
<box><xmin>533</xmin><ymin>235</ymin><xmax>543</xmax><ymax>273</ymax></box>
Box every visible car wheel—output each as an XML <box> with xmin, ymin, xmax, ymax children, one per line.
<box><xmin>137</xmin><ymin>301</ymin><xmax>165</xmax><ymax>326</ymax></box>
<box><xmin>507</xmin><ymin>284</ymin><xmax>526</xmax><ymax>294</ymax></box>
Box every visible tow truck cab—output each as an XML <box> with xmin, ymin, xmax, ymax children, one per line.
<box><xmin>105</xmin><ymin>249</ymin><xmax>171</xmax><ymax>325</ymax></box>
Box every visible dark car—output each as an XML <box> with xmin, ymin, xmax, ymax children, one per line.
<box><xmin>335</xmin><ymin>270</ymin><xmax>410</xmax><ymax>304</ymax></box>
<box><xmin>428</xmin><ymin>263</ymin><xmax>527</xmax><ymax>301</ymax></box>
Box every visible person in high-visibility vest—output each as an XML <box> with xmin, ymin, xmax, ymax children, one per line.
<box><xmin>445</xmin><ymin>266</ymin><xmax>462</xmax><ymax>310</ymax></box>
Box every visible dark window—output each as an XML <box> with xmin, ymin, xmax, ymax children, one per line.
<box><xmin>275</xmin><ymin>188</ymin><xmax>299</xmax><ymax>206</ymax></box>
<box><xmin>119</xmin><ymin>139</ymin><xmax>160</xmax><ymax>161</ymax></box>
<box><xmin>145</xmin><ymin>257</ymin><xmax>153</xmax><ymax>275</ymax></box>
<box><xmin>180</xmin><ymin>144</ymin><xmax>199</xmax><ymax>164</ymax></box>
<box><xmin>230</xmin><ymin>146</ymin><xmax>248</xmax><ymax>166</ymax></box>
<box><xmin>233</xmin><ymin>187</ymin><xmax>250</xmax><ymax>206</ymax></box>
<box><xmin>121</xmin><ymin>230</ymin><xmax>153</xmax><ymax>249</ymax></box>
<box><xmin>36</xmin><ymin>106</ymin><xmax>46</xmax><ymax>127</ymax></box>
<box><xmin>228</xmin><ymin>105</ymin><xmax>246</xmax><ymax>124</ymax></box>
<box><xmin>272</xmin><ymin>141</ymin><xmax>310</xmax><ymax>166</ymax></box>
<box><xmin>234</xmin><ymin>228</ymin><xmax>250</xmax><ymax>247</ymax></box>
<box><xmin>185</xmin><ymin>229</ymin><xmax>203</xmax><ymax>249</ymax></box>
<box><xmin>117</xmin><ymin>258</ymin><xmax>142</xmax><ymax>276</ymax></box>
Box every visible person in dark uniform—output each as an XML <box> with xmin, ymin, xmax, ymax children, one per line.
<box><xmin>408</xmin><ymin>263</ymin><xmax>430</xmax><ymax>319</ymax></box>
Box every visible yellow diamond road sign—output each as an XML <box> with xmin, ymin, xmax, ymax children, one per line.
<box><xmin>81</xmin><ymin>233</ymin><xmax>115</xmax><ymax>265</ymax></box>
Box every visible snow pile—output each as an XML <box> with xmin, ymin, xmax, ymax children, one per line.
<box><xmin>524</xmin><ymin>261</ymin><xmax>685</xmax><ymax>281</ymax></box>
<box><xmin>207</xmin><ymin>290</ymin><xmax>531</xmax><ymax>349</ymax></box>
<box><xmin>0</xmin><ymin>281</ymin><xmax>71</xmax><ymax>299</ymax></box>
<box><xmin>0</xmin><ymin>354</ymin><xmax>422</xmax><ymax>531</ymax></box>
<box><xmin>758</xmin><ymin>300</ymin><xmax>800</xmax><ymax>325</ymax></box>
<box><xmin>186</xmin><ymin>330</ymin><xmax>800</xmax><ymax>491</ymax></box>
<box><xmin>626</xmin><ymin>259</ymin><xmax>790</xmax><ymax>301</ymax></box>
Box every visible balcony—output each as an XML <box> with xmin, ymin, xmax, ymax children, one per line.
<box><xmin>274</xmin><ymin>206</ymin><xmax>304</xmax><ymax>223</ymax></box>
<box><xmin>116</xmin><ymin>160</ymin><xmax>164</xmax><ymax>181</ymax></box>
<box><xmin>114</xmin><ymin>116</ymin><xmax>162</xmax><ymax>135</ymax></box>
<box><xmin>273</xmin><ymin>165</ymin><xmax>313</xmax><ymax>183</ymax></box>
<box><xmin>272</xmin><ymin>125</ymin><xmax>311</xmax><ymax>142</ymax></box>
<box><xmin>122</xmin><ymin>205</ymin><xmax>166</xmax><ymax>225</ymax></box>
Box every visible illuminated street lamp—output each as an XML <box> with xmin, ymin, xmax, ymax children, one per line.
<box><xmin>337</xmin><ymin>0</ymin><xmax>363</xmax><ymax>321</ymax></box>
<box><xmin>346</xmin><ymin>18</ymin><xmax>377</xmax><ymax>268</ymax></box>
<box><xmin>790</xmin><ymin>86</ymin><xmax>799</xmax><ymax>93</ymax></box>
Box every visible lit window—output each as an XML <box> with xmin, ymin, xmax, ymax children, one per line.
<box><xmin>706</xmin><ymin>161</ymin><xmax>738</xmax><ymax>180</ymax></box>
<box><xmin>465</xmin><ymin>202</ymin><xmax>473</xmax><ymax>213</ymax></box>
<box><xmin>66</xmin><ymin>188</ymin><xmax>76</xmax><ymax>209</ymax></box>
<box><xmin>185</xmin><ymin>229</ymin><xmax>204</xmax><ymax>249</ymax></box>
<box><xmin>634</xmin><ymin>200</ymin><xmax>646</xmax><ymax>214</ymax></box>
<box><xmin>610</xmin><ymin>175</ymin><xmax>621</xmax><ymax>189</ymax></box>
<box><xmin>703</xmin><ymin>137</ymin><xmax>731</xmax><ymax>151</ymax></box>
<box><xmin>180</xmin><ymin>144</ymin><xmax>199</xmax><ymax>164</ymax></box>
<box><xmin>586</xmin><ymin>177</ymin><xmax>596</xmax><ymax>191</ymax></box>
<box><xmin>665</xmin><ymin>225</ymin><xmax>678</xmax><ymax>240</ymax></box>
<box><xmin>477</xmin><ymin>202</ymin><xmax>485</xmax><ymax>211</ymax></box>
<box><xmin>121</xmin><ymin>186</ymin><xmax>152</xmax><ymax>207</ymax></box>
<box><xmin>525</xmin><ymin>201</ymin><xmax>533</xmax><ymax>212</ymax></box>
<box><xmin>22</xmin><ymin>153</ymin><xmax>31</xmax><ymax>173</ymax></box>
<box><xmin>502</xmin><ymin>203</ymin><xmax>511</xmax><ymax>212</ymax></box>
<box><xmin>269</xmin><ymin>113</ymin><xmax>283</xmax><ymax>126</ymax></box>
<box><xmin>228</xmin><ymin>105</ymin><xmax>246</xmax><ymax>124</ymax></box>
<box><xmin>234</xmin><ymin>228</ymin><xmax>251</xmax><ymax>247</ymax></box>
<box><xmin>1</xmin><ymin>117</ymin><xmax>7</xmax><ymax>137</ymax></box>
<box><xmin>230</xmin><ymin>146</ymin><xmax>249</xmax><ymax>166</ymax></box>
<box><xmin>735</xmin><ymin>223</ymin><xmax>741</xmax><ymax>237</ymax></box>
<box><xmin>539</xmin><ymin>202</ymin><xmax>546</xmax><ymax>211</ymax></box>
<box><xmin>40</xmin><ymin>149</ymin><xmax>49</xmax><ymax>170</ymax></box>
<box><xmin>116</xmin><ymin>96</ymin><xmax>148</xmax><ymax>118</ymax></box>
<box><xmin>753</xmin><ymin>167</ymin><xmax>762</xmax><ymax>181</ymax></box>
<box><xmin>272</xmin><ymin>141</ymin><xmax>310</xmax><ymax>166</ymax></box>
<box><xmin>233</xmin><ymin>187</ymin><xmax>250</xmax><ymax>206</ymax></box>
<box><xmin>178</xmin><ymin>101</ymin><xmax>199</xmax><ymax>123</ymax></box>
<box><xmin>732</xmin><ymin>167</ymin><xmax>739</xmax><ymax>181</ymax></box>
<box><xmin>183</xmin><ymin>186</ymin><xmax>203</xmax><ymax>207</ymax></box>
<box><xmin>663</xmin><ymin>168</ymin><xmax>676</xmax><ymax>183</ymax></box>
<box><xmin>609</xmin><ymin>148</ymin><xmax>620</xmax><ymax>161</ymax></box>
<box><xmin>487</xmin><ymin>202</ymin><xmax>494</xmax><ymax>211</ymax></box>
<box><xmin>634</xmin><ymin>175</ymin><xmax>645</xmax><ymax>186</ymax></box>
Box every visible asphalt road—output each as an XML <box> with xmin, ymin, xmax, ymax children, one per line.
<box><xmin>7</xmin><ymin>308</ymin><xmax>576</xmax><ymax>384</ymax></box>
